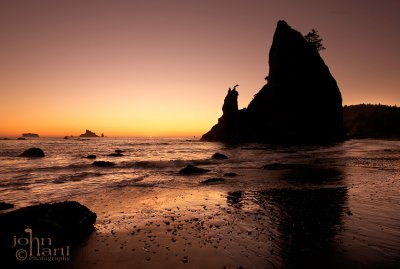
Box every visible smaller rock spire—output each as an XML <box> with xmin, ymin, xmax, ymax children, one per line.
<box><xmin>222</xmin><ymin>86</ymin><xmax>239</xmax><ymax>116</ymax></box>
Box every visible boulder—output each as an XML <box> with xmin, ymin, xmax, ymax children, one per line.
<box><xmin>202</xmin><ymin>20</ymin><xmax>344</xmax><ymax>144</ymax></box>
<box><xmin>0</xmin><ymin>202</ymin><xmax>14</xmax><ymax>210</ymax></box>
<box><xmin>0</xmin><ymin>201</ymin><xmax>96</xmax><ymax>265</ymax></box>
<box><xmin>92</xmin><ymin>161</ymin><xmax>115</xmax><ymax>167</ymax></box>
<box><xmin>200</xmin><ymin>178</ymin><xmax>225</xmax><ymax>184</ymax></box>
<box><xmin>211</xmin><ymin>152</ymin><xmax>228</xmax><ymax>159</ymax></box>
<box><xmin>108</xmin><ymin>153</ymin><xmax>124</xmax><ymax>157</ymax></box>
<box><xmin>18</xmin><ymin>148</ymin><xmax>45</xmax><ymax>158</ymax></box>
<box><xmin>179</xmin><ymin>164</ymin><xmax>210</xmax><ymax>175</ymax></box>
<box><xmin>85</xmin><ymin>154</ymin><xmax>97</xmax><ymax>159</ymax></box>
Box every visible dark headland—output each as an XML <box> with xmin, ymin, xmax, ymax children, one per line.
<box><xmin>343</xmin><ymin>104</ymin><xmax>400</xmax><ymax>139</ymax></box>
<box><xmin>202</xmin><ymin>20</ymin><xmax>345</xmax><ymax>144</ymax></box>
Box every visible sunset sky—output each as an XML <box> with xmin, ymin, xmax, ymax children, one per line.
<box><xmin>1</xmin><ymin>0</ymin><xmax>399</xmax><ymax>137</ymax></box>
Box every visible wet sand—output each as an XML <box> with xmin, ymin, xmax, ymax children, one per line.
<box><xmin>62</xmin><ymin>178</ymin><xmax>399</xmax><ymax>269</ymax></box>
<box><xmin>69</xmin><ymin>187</ymin><xmax>278</xmax><ymax>269</ymax></box>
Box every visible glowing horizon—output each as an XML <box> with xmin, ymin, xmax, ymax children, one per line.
<box><xmin>1</xmin><ymin>1</ymin><xmax>399</xmax><ymax>137</ymax></box>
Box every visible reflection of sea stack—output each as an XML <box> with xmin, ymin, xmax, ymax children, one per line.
<box><xmin>202</xmin><ymin>20</ymin><xmax>344</xmax><ymax>144</ymax></box>
<box><xmin>79</xmin><ymin>130</ymin><xmax>100</xmax><ymax>137</ymax></box>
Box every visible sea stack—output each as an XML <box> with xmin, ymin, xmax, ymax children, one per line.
<box><xmin>202</xmin><ymin>20</ymin><xmax>344</xmax><ymax>144</ymax></box>
<box><xmin>80</xmin><ymin>129</ymin><xmax>99</xmax><ymax>137</ymax></box>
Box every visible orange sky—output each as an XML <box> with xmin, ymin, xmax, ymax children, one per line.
<box><xmin>1</xmin><ymin>0</ymin><xmax>399</xmax><ymax>137</ymax></box>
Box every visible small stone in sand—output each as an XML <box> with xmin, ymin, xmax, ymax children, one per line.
<box><xmin>211</xmin><ymin>152</ymin><xmax>228</xmax><ymax>159</ymax></box>
<box><xmin>179</xmin><ymin>164</ymin><xmax>210</xmax><ymax>175</ymax></box>
<box><xmin>200</xmin><ymin>178</ymin><xmax>225</xmax><ymax>184</ymax></box>
<box><xmin>92</xmin><ymin>161</ymin><xmax>115</xmax><ymax>167</ymax></box>
<box><xmin>108</xmin><ymin>153</ymin><xmax>124</xmax><ymax>157</ymax></box>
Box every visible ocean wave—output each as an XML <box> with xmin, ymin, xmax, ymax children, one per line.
<box><xmin>120</xmin><ymin>141</ymin><xmax>172</xmax><ymax>147</ymax></box>
<box><xmin>18</xmin><ymin>163</ymin><xmax>90</xmax><ymax>174</ymax></box>
<box><xmin>121</xmin><ymin>158</ymin><xmax>218</xmax><ymax>170</ymax></box>
<box><xmin>192</xmin><ymin>159</ymin><xmax>214</xmax><ymax>165</ymax></box>
<box><xmin>108</xmin><ymin>175</ymin><xmax>154</xmax><ymax>188</ymax></box>
<box><xmin>0</xmin><ymin>179</ymin><xmax>31</xmax><ymax>188</ymax></box>
<box><xmin>122</xmin><ymin>160</ymin><xmax>187</xmax><ymax>169</ymax></box>
<box><xmin>53</xmin><ymin>172</ymin><xmax>103</xmax><ymax>184</ymax></box>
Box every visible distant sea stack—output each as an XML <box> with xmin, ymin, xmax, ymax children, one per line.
<box><xmin>22</xmin><ymin>133</ymin><xmax>39</xmax><ymax>138</ymax></box>
<box><xmin>80</xmin><ymin>130</ymin><xmax>100</xmax><ymax>137</ymax></box>
<box><xmin>202</xmin><ymin>20</ymin><xmax>345</xmax><ymax>144</ymax></box>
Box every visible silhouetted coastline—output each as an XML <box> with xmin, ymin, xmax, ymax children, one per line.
<box><xmin>344</xmin><ymin>104</ymin><xmax>400</xmax><ymax>139</ymax></box>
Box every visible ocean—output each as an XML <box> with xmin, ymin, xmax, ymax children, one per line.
<box><xmin>0</xmin><ymin>137</ymin><xmax>221</xmax><ymax>206</ymax></box>
<box><xmin>1</xmin><ymin>137</ymin><xmax>399</xmax><ymax>268</ymax></box>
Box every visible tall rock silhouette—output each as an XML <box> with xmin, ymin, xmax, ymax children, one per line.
<box><xmin>202</xmin><ymin>20</ymin><xmax>344</xmax><ymax>144</ymax></box>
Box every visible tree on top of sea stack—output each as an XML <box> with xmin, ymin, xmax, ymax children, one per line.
<box><xmin>304</xmin><ymin>29</ymin><xmax>326</xmax><ymax>51</ymax></box>
<box><xmin>202</xmin><ymin>20</ymin><xmax>344</xmax><ymax>144</ymax></box>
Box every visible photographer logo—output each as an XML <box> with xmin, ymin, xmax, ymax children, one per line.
<box><xmin>11</xmin><ymin>227</ymin><xmax>70</xmax><ymax>262</ymax></box>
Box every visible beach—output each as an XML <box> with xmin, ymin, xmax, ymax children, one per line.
<box><xmin>1</xmin><ymin>138</ymin><xmax>400</xmax><ymax>268</ymax></box>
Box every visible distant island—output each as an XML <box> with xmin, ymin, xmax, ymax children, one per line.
<box><xmin>22</xmin><ymin>133</ymin><xmax>39</xmax><ymax>138</ymax></box>
<box><xmin>202</xmin><ymin>20</ymin><xmax>344</xmax><ymax>144</ymax></box>
<box><xmin>80</xmin><ymin>130</ymin><xmax>101</xmax><ymax>137</ymax></box>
